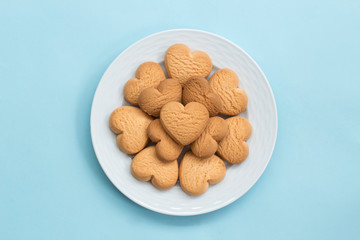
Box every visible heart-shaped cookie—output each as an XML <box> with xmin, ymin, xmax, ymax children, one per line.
<box><xmin>165</xmin><ymin>44</ymin><xmax>212</xmax><ymax>86</ymax></box>
<box><xmin>217</xmin><ymin>116</ymin><xmax>252</xmax><ymax>164</ymax></box>
<box><xmin>183</xmin><ymin>76</ymin><xmax>222</xmax><ymax>116</ymax></box>
<box><xmin>209</xmin><ymin>69</ymin><xmax>248</xmax><ymax>116</ymax></box>
<box><xmin>147</xmin><ymin>119</ymin><xmax>183</xmax><ymax>161</ymax></box>
<box><xmin>124</xmin><ymin>62</ymin><xmax>166</xmax><ymax>105</ymax></box>
<box><xmin>131</xmin><ymin>146</ymin><xmax>178</xmax><ymax>190</ymax></box>
<box><xmin>160</xmin><ymin>102</ymin><xmax>209</xmax><ymax>145</ymax></box>
<box><xmin>109</xmin><ymin>106</ymin><xmax>153</xmax><ymax>154</ymax></box>
<box><xmin>179</xmin><ymin>151</ymin><xmax>226</xmax><ymax>195</ymax></box>
<box><xmin>191</xmin><ymin>117</ymin><xmax>228</xmax><ymax>158</ymax></box>
<box><xmin>138</xmin><ymin>78</ymin><xmax>182</xmax><ymax>117</ymax></box>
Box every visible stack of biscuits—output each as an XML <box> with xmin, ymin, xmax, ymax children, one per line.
<box><xmin>109</xmin><ymin>44</ymin><xmax>251</xmax><ymax>195</ymax></box>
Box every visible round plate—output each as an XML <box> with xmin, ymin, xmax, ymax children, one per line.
<box><xmin>91</xmin><ymin>29</ymin><xmax>277</xmax><ymax>216</ymax></box>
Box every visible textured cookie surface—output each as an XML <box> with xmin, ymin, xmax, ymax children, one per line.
<box><xmin>109</xmin><ymin>106</ymin><xmax>153</xmax><ymax>154</ymax></box>
<box><xmin>217</xmin><ymin>116</ymin><xmax>252</xmax><ymax>164</ymax></box>
<box><xmin>209</xmin><ymin>69</ymin><xmax>248</xmax><ymax>116</ymax></box>
<box><xmin>138</xmin><ymin>78</ymin><xmax>182</xmax><ymax>117</ymax></box>
<box><xmin>131</xmin><ymin>146</ymin><xmax>178</xmax><ymax>190</ymax></box>
<box><xmin>124</xmin><ymin>62</ymin><xmax>166</xmax><ymax>105</ymax></box>
<box><xmin>165</xmin><ymin>44</ymin><xmax>212</xmax><ymax>86</ymax></box>
<box><xmin>191</xmin><ymin>117</ymin><xmax>228</xmax><ymax>158</ymax></box>
<box><xmin>147</xmin><ymin>119</ymin><xmax>183</xmax><ymax>161</ymax></box>
<box><xmin>160</xmin><ymin>102</ymin><xmax>209</xmax><ymax>145</ymax></box>
<box><xmin>179</xmin><ymin>151</ymin><xmax>226</xmax><ymax>195</ymax></box>
<box><xmin>183</xmin><ymin>76</ymin><xmax>221</xmax><ymax>116</ymax></box>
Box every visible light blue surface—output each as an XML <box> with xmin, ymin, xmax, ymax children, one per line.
<box><xmin>1</xmin><ymin>0</ymin><xmax>359</xmax><ymax>239</ymax></box>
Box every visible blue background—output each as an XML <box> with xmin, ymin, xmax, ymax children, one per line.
<box><xmin>1</xmin><ymin>0</ymin><xmax>359</xmax><ymax>239</ymax></box>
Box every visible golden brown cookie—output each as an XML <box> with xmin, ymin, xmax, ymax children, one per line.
<box><xmin>217</xmin><ymin>116</ymin><xmax>252</xmax><ymax>164</ymax></box>
<box><xmin>109</xmin><ymin>106</ymin><xmax>153</xmax><ymax>154</ymax></box>
<box><xmin>124</xmin><ymin>62</ymin><xmax>166</xmax><ymax>105</ymax></box>
<box><xmin>138</xmin><ymin>79</ymin><xmax>182</xmax><ymax>117</ymax></box>
<box><xmin>147</xmin><ymin>119</ymin><xmax>183</xmax><ymax>161</ymax></box>
<box><xmin>179</xmin><ymin>151</ymin><xmax>226</xmax><ymax>195</ymax></box>
<box><xmin>190</xmin><ymin>117</ymin><xmax>228</xmax><ymax>158</ymax></box>
<box><xmin>160</xmin><ymin>102</ymin><xmax>209</xmax><ymax>145</ymax></box>
<box><xmin>165</xmin><ymin>44</ymin><xmax>212</xmax><ymax>86</ymax></box>
<box><xmin>131</xmin><ymin>146</ymin><xmax>178</xmax><ymax>190</ymax></box>
<box><xmin>182</xmin><ymin>76</ymin><xmax>222</xmax><ymax>116</ymax></box>
<box><xmin>209</xmin><ymin>69</ymin><xmax>248</xmax><ymax>116</ymax></box>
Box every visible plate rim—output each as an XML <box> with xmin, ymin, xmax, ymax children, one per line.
<box><xmin>90</xmin><ymin>28</ymin><xmax>278</xmax><ymax>216</ymax></box>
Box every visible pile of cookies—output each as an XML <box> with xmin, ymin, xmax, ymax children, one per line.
<box><xmin>109</xmin><ymin>44</ymin><xmax>251</xmax><ymax>195</ymax></box>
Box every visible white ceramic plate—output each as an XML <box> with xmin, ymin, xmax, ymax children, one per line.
<box><xmin>91</xmin><ymin>29</ymin><xmax>277</xmax><ymax>216</ymax></box>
